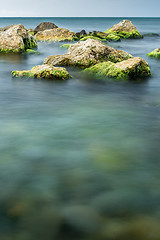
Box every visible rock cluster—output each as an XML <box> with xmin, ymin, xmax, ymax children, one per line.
<box><xmin>0</xmin><ymin>20</ymin><xmax>150</xmax><ymax>81</ymax></box>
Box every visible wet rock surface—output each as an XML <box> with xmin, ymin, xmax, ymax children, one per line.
<box><xmin>35</xmin><ymin>28</ymin><xmax>75</xmax><ymax>41</ymax></box>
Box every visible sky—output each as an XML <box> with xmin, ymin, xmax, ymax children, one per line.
<box><xmin>0</xmin><ymin>0</ymin><xmax>160</xmax><ymax>17</ymax></box>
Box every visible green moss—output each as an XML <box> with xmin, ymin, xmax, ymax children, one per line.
<box><xmin>80</xmin><ymin>36</ymin><xmax>106</xmax><ymax>42</ymax></box>
<box><xmin>23</xmin><ymin>37</ymin><xmax>37</xmax><ymax>50</ymax></box>
<box><xmin>104</xmin><ymin>29</ymin><xmax>142</xmax><ymax>39</ymax></box>
<box><xmin>28</xmin><ymin>31</ymin><xmax>35</xmax><ymax>36</ymax></box>
<box><xmin>147</xmin><ymin>49</ymin><xmax>160</xmax><ymax>58</ymax></box>
<box><xmin>0</xmin><ymin>48</ymin><xmax>21</xmax><ymax>53</ymax></box>
<box><xmin>24</xmin><ymin>49</ymin><xmax>40</xmax><ymax>54</ymax></box>
<box><xmin>60</xmin><ymin>44</ymin><xmax>72</xmax><ymax>49</ymax></box>
<box><xmin>83</xmin><ymin>61</ymin><xmax>151</xmax><ymax>81</ymax></box>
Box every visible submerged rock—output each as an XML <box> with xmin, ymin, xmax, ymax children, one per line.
<box><xmin>143</xmin><ymin>33</ymin><xmax>159</xmax><ymax>37</ymax></box>
<box><xmin>44</xmin><ymin>38</ymin><xmax>133</xmax><ymax>68</ymax></box>
<box><xmin>147</xmin><ymin>48</ymin><xmax>160</xmax><ymax>58</ymax></box>
<box><xmin>104</xmin><ymin>20</ymin><xmax>142</xmax><ymax>40</ymax></box>
<box><xmin>0</xmin><ymin>24</ymin><xmax>37</xmax><ymax>53</ymax></box>
<box><xmin>34</xmin><ymin>22</ymin><xmax>58</xmax><ymax>34</ymax></box>
<box><xmin>84</xmin><ymin>57</ymin><xmax>151</xmax><ymax>80</ymax></box>
<box><xmin>35</xmin><ymin>28</ymin><xmax>75</xmax><ymax>42</ymax></box>
<box><xmin>60</xmin><ymin>43</ymin><xmax>72</xmax><ymax>49</ymax></box>
<box><xmin>11</xmin><ymin>64</ymin><xmax>71</xmax><ymax>80</ymax></box>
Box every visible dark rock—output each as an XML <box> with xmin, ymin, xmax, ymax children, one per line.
<box><xmin>34</xmin><ymin>22</ymin><xmax>58</xmax><ymax>34</ymax></box>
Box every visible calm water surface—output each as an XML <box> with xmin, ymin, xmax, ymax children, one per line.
<box><xmin>0</xmin><ymin>17</ymin><xmax>160</xmax><ymax>240</ymax></box>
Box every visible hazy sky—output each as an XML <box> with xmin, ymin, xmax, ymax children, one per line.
<box><xmin>1</xmin><ymin>0</ymin><xmax>160</xmax><ymax>17</ymax></box>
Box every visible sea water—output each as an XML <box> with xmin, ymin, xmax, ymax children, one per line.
<box><xmin>0</xmin><ymin>17</ymin><xmax>160</xmax><ymax>240</ymax></box>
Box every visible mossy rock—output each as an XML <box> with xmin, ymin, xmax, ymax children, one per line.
<box><xmin>80</xmin><ymin>35</ymin><xmax>107</xmax><ymax>42</ymax></box>
<box><xmin>83</xmin><ymin>57</ymin><xmax>151</xmax><ymax>81</ymax></box>
<box><xmin>147</xmin><ymin>48</ymin><xmax>160</xmax><ymax>58</ymax></box>
<box><xmin>60</xmin><ymin>44</ymin><xmax>72</xmax><ymax>49</ymax></box>
<box><xmin>24</xmin><ymin>49</ymin><xmax>40</xmax><ymax>55</ymax></box>
<box><xmin>104</xmin><ymin>20</ymin><xmax>142</xmax><ymax>40</ymax></box>
<box><xmin>104</xmin><ymin>29</ymin><xmax>142</xmax><ymax>40</ymax></box>
<box><xmin>12</xmin><ymin>64</ymin><xmax>71</xmax><ymax>80</ymax></box>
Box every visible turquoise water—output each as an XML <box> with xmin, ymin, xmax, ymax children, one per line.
<box><xmin>1</xmin><ymin>18</ymin><xmax>160</xmax><ymax>240</ymax></box>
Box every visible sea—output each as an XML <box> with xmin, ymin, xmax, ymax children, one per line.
<box><xmin>0</xmin><ymin>17</ymin><xmax>160</xmax><ymax>240</ymax></box>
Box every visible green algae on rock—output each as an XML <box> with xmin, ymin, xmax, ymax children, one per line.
<box><xmin>35</xmin><ymin>28</ymin><xmax>75</xmax><ymax>42</ymax></box>
<box><xmin>0</xmin><ymin>24</ymin><xmax>37</xmax><ymax>53</ymax></box>
<box><xmin>44</xmin><ymin>38</ymin><xmax>133</xmax><ymax>68</ymax></box>
<box><xmin>104</xmin><ymin>20</ymin><xmax>142</xmax><ymax>40</ymax></box>
<box><xmin>23</xmin><ymin>49</ymin><xmax>40</xmax><ymax>55</ymax></box>
<box><xmin>147</xmin><ymin>48</ymin><xmax>160</xmax><ymax>58</ymax></box>
<box><xmin>12</xmin><ymin>64</ymin><xmax>71</xmax><ymax>80</ymax></box>
<box><xmin>60</xmin><ymin>44</ymin><xmax>72</xmax><ymax>49</ymax></box>
<box><xmin>83</xmin><ymin>57</ymin><xmax>151</xmax><ymax>80</ymax></box>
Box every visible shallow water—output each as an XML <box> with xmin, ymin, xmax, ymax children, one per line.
<box><xmin>0</xmin><ymin>17</ymin><xmax>160</xmax><ymax>240</ymax></box>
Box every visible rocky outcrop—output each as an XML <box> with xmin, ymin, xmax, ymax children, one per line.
<box><xmin>84</xmin><ymin>57</ymin><xmax>151</xmax><ymax>80</ymax></box>
<box><xmin>34</xmin><ymin>22</ymin><xmax>58</xmax><ymax>34</ymax></box>
<box><xmin>0</xmin><ymin>24</ymin><xmax>37</xmax><ymax>53</ymax></box>
<box><xmin>147</xmin><ymin>48</ymin><xmax>160</xmax><ymax>58</ymax></box>
<box><xmin>11</xmin><ymin>64</ymin><xmax>71</xmax><ymax>80</ymax></box>
<box><xmin>104</xmin><ymin>20</ymin><xmax>142</xmax><ymax>40</ymax></box>
<box><xmin>73</xmin><ymin>30</ymin><xmax>120</xmax><ymax>42</ymax></box>
<box><xmin>44</xmin><ymin>38</ymin><xmax>133</xmax><ymax>68</ymax></box>
<box><xmin>35</xmin><ymin>28</ymin><xmax>75</xmax><ymax>41</ymax></box>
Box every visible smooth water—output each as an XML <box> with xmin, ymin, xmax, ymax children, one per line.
<box><xmin>1</xmin><ymin>17</ymin><xmax>160</xmax><ymax>240</ymax></box>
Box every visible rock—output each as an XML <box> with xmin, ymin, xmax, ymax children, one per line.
<box><xmin>35</xmin><ymin>28</ymin><xmax>75</xmax><ymax>42</ymax></box>
<box><xmin>147</xmin><ymin>48</ymin><xmax>160</xmax><ymax>58</ymax></box>
<box><xmin>60</xmin><ymin>205</ymin><xmax>103</xmax><ymax>237</ymax></box>
<box><xmin>79</xmin><ymin>35</ymin><xmax>107</xmax><ymax>42</ymax></box>
<box><xmin>104</xmin><ymin>20</ymin><xmax>143</xmax><ymax>39</ymax></box>
<box><xmin>28</xmin><ymin>29</ymin><xmax>35</xmax><ymax>36</ymax></box>
<box><xmin>0</xmin><ymin>24</ymin><xmax>37</xmax><ymax>53</ymax></box>
<box><xmin>84</xmin><ymin>57</ymin><xmax>151</xmax><ymax>80</ymax></box>
<box><xmin>90</xmin><ymin>31</ymin><xmax>121</xmax><ymax>42</ymax></box>
<box><xmin>143</xmin><ymin>33</ymin><xmax>159</xmax><ymax>37</ymax></box>
<box><xmin>24</xmin><ymin>49</ymin><xmax>40</xmax><ymax>55</ymax></box>
<box><xmin>74</xmin><ymin>29</ymin><xmax>87</xmax><ymax>38</ymax></box>
<box><xmin>11</xmin><ymin>64</ymin><xmax>71</xmax><ymax>80</ymax></box>
<box><xmin>44</xmin><ymin>38</ymin><xmax>133</xmax><ymax>68</ymax></box>
<box><xmin>34</xmin><ymin>22</ymin><xmax>58</xmax><ymax>34</ymax></box>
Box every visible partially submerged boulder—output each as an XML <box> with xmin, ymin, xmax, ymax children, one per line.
<box><xmin>35</xmin><ymin>28</ymin><xmax>75</xmax><ymax>41</ymax></box>
<box><xmin>11</xmin><ymin>64</ymin><xmax>71</xmax><ymax>80</ymax></box>
<box><xmin>104</xmin><ymin>20</ymin><xmax>142</xmax><ymax>40</ymax></box>
<box><xmin>0</xmin><ymin>24</ymin><xmax>37</xmax><ymax>53</ymax></box>
<box><xmin>147</xmin><ymin>48</ymin><xmax>160</xmax><ymax>58</ymax></box>
<box><xmin>44</xmin><ymin>38</ymin><xmax>133</xmax><ymax>68</ymax></box>
<box><xmin>84</xmin><ymin>57</ymin><xmax>151</xmax><ymax>80</ymax></box>
<box><xmin>34</xmin><ymin>22</ymin><xmax>58</xmax><ymax>34</ymax></box>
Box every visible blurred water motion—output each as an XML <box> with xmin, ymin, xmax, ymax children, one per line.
<box><xmin>1</xmin><ymin>17</ymin><xmax>160</xmax><ymax>239</ymax></box>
